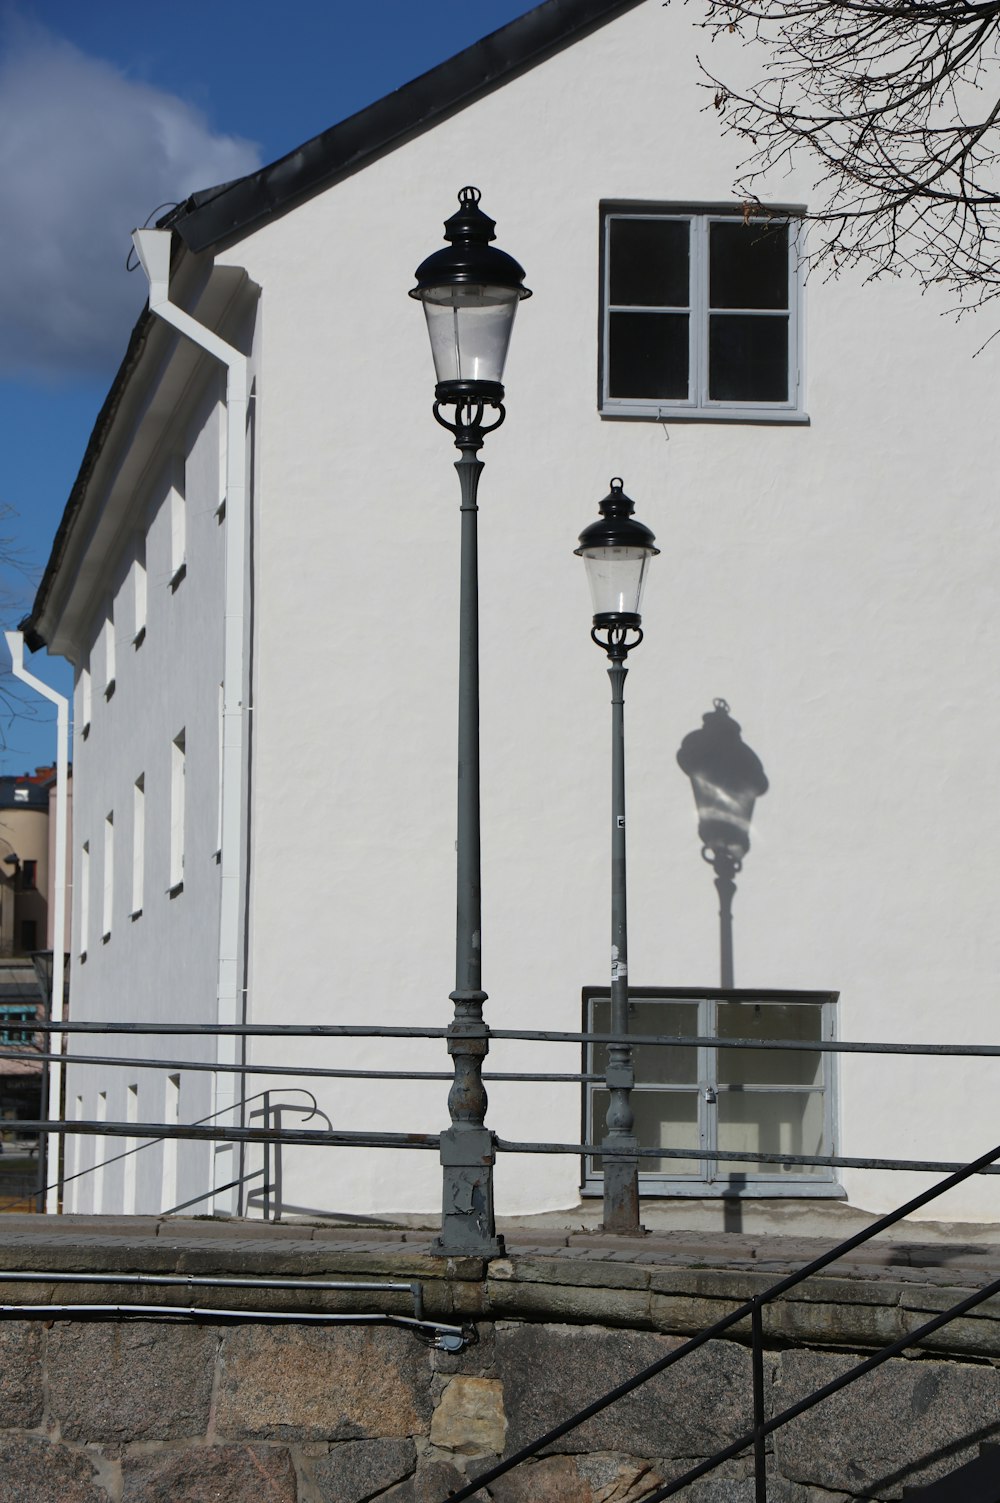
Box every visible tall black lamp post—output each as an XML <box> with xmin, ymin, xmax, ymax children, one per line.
<box><xmin>676</xmin><ymin>700</ymin><xmax>768</xmax><ymax>988</ymax></box>
<box><xmin>411</xmin><ymin>187</ymin><xmax>530</xmax><ymax>1257</ymax></box>
<box><xmin>576</xmin><ymin>479</ymin><xmax>658</xmax><ymax>1234</ymax></box>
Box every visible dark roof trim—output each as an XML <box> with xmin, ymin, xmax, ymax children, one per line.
<box><xmin>165</xmin><ymin>0</ymin><xmax>646</xmax><ymax>254</ymax></box>
<box><xmin>21</xmin><ymin>307</ymin><xmax>156</xmax><ymax>649</ymax></box>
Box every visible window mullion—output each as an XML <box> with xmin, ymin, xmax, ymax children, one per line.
<box><xmin>701</xmin><ymin>996</ymin><xmax>714</xmax><ymax>1183</ymax></box>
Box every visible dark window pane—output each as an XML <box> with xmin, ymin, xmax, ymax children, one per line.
<box><xmin>709</xmin><ymin>314</ymin><xmax>788</xmax><ymax>402</ymax></box>
<box><xmin>592</xmin><ymin>998</ymin><xmax>698</xmax><ymax>1084</ymax></box>
<box><xmin>609</xmin><ymin>219</ymin><xmax>689</xmax><ymax>307</ymax></box>
<box><xmin>609</xmin><ymin>312</ymin><xmax>689</xmax><ymax>400</ymax></box>
<box><xmin>717</xmin><ymin>1002</ymin><xmax>822</xmax><ymax>1086</ymax></box>
<box><xmin>716</xmin><ymin>1090</ymin><xmax>825</xmax><ymax>1177</ymax></box>
<box><xmin>710</xmin><ymin>221</ymin><xmax>788</xmax><ymax>310</ymax></box>
<box><xmin>592</xmin><ymin>1088</ymin><xmax>701</xmax><ymax>1176</ymax></box>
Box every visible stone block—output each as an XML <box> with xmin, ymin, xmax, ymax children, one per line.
<box><xmin>0</xmin><ymin>1320</ymin><xmax>44</xmax><ymax>1427</ymax></box>
<box><xmin>121</xmin><ymin>1443</ymin><xmax>296</xmax><ymax>1501</ymax></box>
<box><xmin>0</xmin><ymin>1436</ymin><xmax>110</xmax><ymax>1502</ymax></box>
<box><xmin>306</xmin><ymin>1438</ymin><xmax>415</xmax><ymax>1502</ymax></box>
<box><xmin>487</xmin><ymin>1279</ymin><xmax>652</xmax><ymax>1328</ymax></box>
<box><xmin>685</xmin><ymin>1478</ymin><xmax>852</xmax><ymax>1502</ymax></box>
<box><xmin>215</xmin><ymin>1324</ymin><xmax>433</xmax><ymax>1441</ymax></box>
<box><xmin>430</xmin><ymin>1376</ymin><xmax>506</xmax><ymax>1455</ymax></box>
<box><xmin>495</xmin><ymin>1324</ymin><xmax>753</xmax><ymax>1459</ymax></box>
<box><xmin>488</xmin><ymin>1453</ymin><xmax>663</xmax><ymax>1502</ymax></box>
<box><xmin>47</xmin><ymin>1322</ymin><xmax>216</xmax><ymax>1442</ymax></box>
<box><xmin>774</xmin><ymin>1350</ymin><xmax>1000</xmax><ymax>1499</ymax></box>
<box><xmin>381</xmin><ymin>1458</ymin><xmax>482</xmax><ymax>1501</ymax></box>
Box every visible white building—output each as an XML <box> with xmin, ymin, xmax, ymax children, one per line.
<box><xmin>23</xmin><ymin>0</ymin><xmax>1000</xmax><ymax>1223</ymax></box>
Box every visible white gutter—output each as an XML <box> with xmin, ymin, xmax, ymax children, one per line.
<box><xmin>131</xmin><ymin>227</ymin><xmax>249</xmax><ymax>1216</ymax></box>
<box><xmin>4</xmin><ymin>632</ymin><xmax>69</xmax><ymax>1215</ymax></box>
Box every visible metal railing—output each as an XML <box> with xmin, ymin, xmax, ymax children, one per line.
<box><xmin>7</xmin><ymin>1006</ymin><xmax>1000</xmax><ymax>1497</ymax></box>
<box><xmin>14</xmin><ymin>1013</ymin><xmax>1000</xmax><ymax>1192</ymax></box>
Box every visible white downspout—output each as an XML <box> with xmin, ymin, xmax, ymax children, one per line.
<box><xmin>132</xmin><ymin>227</ymin><xmax>249</xmax><ymax>1216</ymax></box>
<box><xmin>4</xmin><ymin>632</ymin><xmax>69</xmax><ymax>1216</ymax></box>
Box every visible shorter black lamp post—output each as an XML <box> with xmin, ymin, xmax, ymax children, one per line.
<box><xmin>411</xmin><ymin>188</ymin><xmax>530</xmax><ymax>1257</ymax></box>
<box><xmin>676</xmin><ymin>700</ymin><xmax>768</xmax><ymax>988</ymax></box>
<box><xmin>576</xmin><ymin>479</ymin><xmax>658</xmax><ymax>1234</ymax></box>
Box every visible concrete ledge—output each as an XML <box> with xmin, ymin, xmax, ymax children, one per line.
<box><xmin>0</xmin><ymin>1216</ymin><xmax>996</xmax><ymax>1360</ymax></box>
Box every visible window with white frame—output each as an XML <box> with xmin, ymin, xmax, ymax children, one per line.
<box><xmin>583</xmin><ymin>988</ymin><xmax>838</xmax><ymax>1196</ymax></box>
<box><xmin>600</xmin><ymin>205</ymin><xmax>805</xmax><ymax>421</ymax></box>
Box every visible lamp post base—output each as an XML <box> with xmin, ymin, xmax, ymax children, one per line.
<box><xmin>601</xmin><ymin>1137</ymin><xmax>645</xmax><ymax>1236</ymax></box>
<box><xmin>433</xmin><ymin>1125</ymin><xmax>506</xmax><ymax>1258</ymax></box>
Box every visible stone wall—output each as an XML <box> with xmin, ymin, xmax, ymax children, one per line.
<box><xmin>2</xmin><ymin>1216</ymin><xmax>1000</xmax><ymax>1501</ymax></box>
<box><xmin>5</xmin><ymin>1312</ymin><xmax>1000</xmax><ymax>1500</ymax></box>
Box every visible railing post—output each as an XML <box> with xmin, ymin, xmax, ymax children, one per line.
<box><xmin>751</xmin><ymin>1299</ymin><xmax>767</xmax><ymax>1502</ymax></box>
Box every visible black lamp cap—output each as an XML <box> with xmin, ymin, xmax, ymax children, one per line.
<box><xmin>410</xmin><ymin>186</ymin><xmax>532</xmax><ymax>298</ymax></box>
<box><xmin>574</xmin><ymin>478</ymin><xmax>659</xmax><ymax>555</ymax></box>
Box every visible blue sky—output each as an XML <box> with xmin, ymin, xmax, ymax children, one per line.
<box><xmin>0</xmin><ymin>0</ymin><xmax>537</xmax><ymax>774</ymax></box>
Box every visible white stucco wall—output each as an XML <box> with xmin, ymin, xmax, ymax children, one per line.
<box><xmin>213</xmin><ymin>0</ymin><xmax>1000</xmax><ymax>1223</ymax></box>
<box><xmin>65</xmin><ymin>372</ymin><xmax>228</xmax><ymax>1215</ymax></box>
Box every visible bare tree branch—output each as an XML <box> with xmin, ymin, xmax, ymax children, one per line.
<box><xmin>694</xmin><ymin>0</ymin><xmax>1000</xmax><ymax>304</ymax></box>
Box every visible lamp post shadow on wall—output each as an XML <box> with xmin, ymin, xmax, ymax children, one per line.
<box><xmin>676</xmin><ymin>700</ymin><xmax>768</xmax><ymax>989</ymax></box>
<box><xmin>576</xmin><ymin>479</ymin><xmax>659</xmax><ymax>1235</ymax></box>
<box><xmin>411</xmin><ymin>188</ymin><xmax>530</xmax><ymax>1258</ymax></box>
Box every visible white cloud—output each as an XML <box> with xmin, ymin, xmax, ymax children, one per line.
<box><xmin>0</xmin><ymin>20</ymin><xmax>261</xmax><ymax>381</ymax></box>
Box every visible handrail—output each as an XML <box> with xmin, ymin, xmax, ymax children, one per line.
<box><xmin>443</xmin><ymin>1137</ymin><xmax>1000</xmax><ymax>1503</ymax></box>
<box><xmin>8</xmin><ymin>1088</ymin><xmax>322</xmax><ymax>1217</ymax></box>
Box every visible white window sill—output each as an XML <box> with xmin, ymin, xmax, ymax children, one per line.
<box><xmin>129</xmin><ymin>908</ymin><xmax>142</xmax><ymax>922</ymax></box>
<box><xmin>133</xmin><ymin>627</ymin><xmax>146</xmax><ymax>650</ymax></box>
<box><xmin>169</xmin><ymin>561</ymin><xmax>187</xmax><ymax>592</ymax></box>
<box><xmin>104</xmin><ymin>678</ymin><xmax>116</xmax><ymax>701</ymax></box>
<box><xmin>600</xmin><ymin>403</ymin><xmax>810</xmax><ymax>425</ymax></box>
<box><xmin>167</xmin><ymin>880</ymin><xmax>184</xmax><ymax>899</ymax></box>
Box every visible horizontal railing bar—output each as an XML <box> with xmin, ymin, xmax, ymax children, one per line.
<box><xmin>495</xmin><ymin>1138</ymin><xmax>1000</xmax><ymax>1174</ymax></box>
<box><xmin>13</xmin><ymin>1121</ymin><xmax>440</xmax><ymax>1150</ymax></box>
<box><xmin>29</xmin><ymin>1118</ymin><xmax>1000</xmax><ymax>1177</ymax></box>
<box><xmin>32</xmin><ymin>1021</ymin><xmax>1000</xmax><ymax>1056</ymax></box>
<box><xmin>0</xmin><ymin>1050</ymin><xmax>599</xmax><ymax>1084</ymax></box>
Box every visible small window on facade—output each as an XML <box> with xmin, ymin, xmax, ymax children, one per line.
<box><xmin>21</xmin><ymin>860</ymin><xmax>36</xmax><ymax>890</ymax></box>
<box><xmin>79</xmin><ymin>841</ymin><xmax>90</xmax><ymax>958</ymax></box>
<box><xmin>0</xmin><ymin>1005</ymin><xmax>36</xmax><ymax>1044</ymax></box>
<box><xmin>104</xmin><ymin>602</ymin><xmax>116</xmax><ymax>698</ymax></box>
<box><xmin>216</xmin><ymin>395</ymin><xmax>228</xmax><ymax>519</ymax></box>
<box><xmin>19</xmin><ymin>920</ymin><xmax>37</xmax><ymax>954</ymax></box>
<box><xmin>169</xmin><ymin>456</ymin><xmax>186</xmax><ymax>588</ymax></box>
<box><xmin>600</xmin><ymin>205</ymin><xmax>805</xmax><ymax>422</ymax></box>
<box><xmin>13</xmin><ymin>788</ymin><xmax>28</xmax><ymax>804</ymax></box>
<box><xmin>131</xmin><ymin>775</ymin><xmax>144</xmax><ymax>917</ymax></box>
<box><xmin>80</xmin><ymin>664</ymin><xmax>92</xmax><ymax>738</ymax></box>
<box><xmin>102</xmin><ymin>811</ymin><xmax>114</xmax><ymax>940</ymax></box>
<box><xmin>169</xmin><ymin>731</ymin><xmax>185</xmax><ymax>893</ymax></box>
<box><xmin>133</xmin><ymin>537</ymin><xmax>147</xmax><ymax>646</ymax></box>
<box><xmin>583</xmin><ymin>988</ymin><xmax>838</xmax><ymax>1197</ymax></box>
